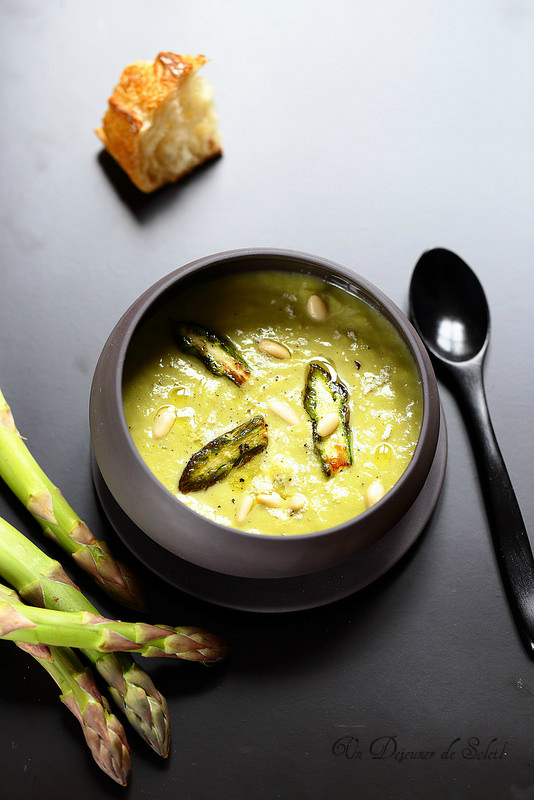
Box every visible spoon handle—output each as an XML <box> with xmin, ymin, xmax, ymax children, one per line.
<box><xmin>452</xmin><ymin>362</ymin><xmax>534</xmax><ymax>658</ymax></box>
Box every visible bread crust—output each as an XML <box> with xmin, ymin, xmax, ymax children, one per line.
<box><xmin>96</xmin><ymin>52</ymin><xmax>222</xmax><ymax>192</ymax></box>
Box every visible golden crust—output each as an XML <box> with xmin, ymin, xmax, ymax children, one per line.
<box><xmin>96</xmin><ymin>52</ymin><xmax>221</xmax><ymax>193</ymax></box>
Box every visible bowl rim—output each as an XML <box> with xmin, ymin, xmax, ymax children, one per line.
<box><xmin>90</xmin><ymin>247</ymin><xmax>441</xmax><ymax>576</ymax></box>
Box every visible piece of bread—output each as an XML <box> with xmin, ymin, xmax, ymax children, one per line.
<box><xmin>96</xmin><ymin>52</ymin><xmax>222</xmax><ymax>193</ymax></box>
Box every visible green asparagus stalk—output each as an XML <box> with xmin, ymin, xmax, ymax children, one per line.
<box><xmin>3</xmin><ymin>582</ymin><xmax>130</xmax><ymax>785</ymax></box>
<box><xmin>0</xmin><ymin>585</ymin><xmax>227</xmax><ymax>661</ymax></box>
<box><xmin>0</xmin><ymin>519</ymin><xmax>171</xmax><ymax>756</ymax></box>
<box><xmin>0</xmin><ymin>386</ymin><xmax>145</xmax><ymax>611</ymax></box>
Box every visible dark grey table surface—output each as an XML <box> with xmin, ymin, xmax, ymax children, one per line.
<box><xmin>1</xmin><ymin>2</ymin><xmax>533</xmax><ymax>799</ymax></box>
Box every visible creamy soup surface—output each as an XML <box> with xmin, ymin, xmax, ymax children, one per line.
<box><xmin>122</xmin><ymin>271</ymin><xmax>423</xmax><ymax>535</ymax></box>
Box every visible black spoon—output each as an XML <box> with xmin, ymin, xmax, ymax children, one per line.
<box><xmin>409</xmin><ymin>247</ymin><xmax>534</xmax><ymax>658</ymax></box>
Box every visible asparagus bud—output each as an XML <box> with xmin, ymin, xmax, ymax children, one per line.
<box><xmin>98</xmin><ymin>653</ymin><xmax>171</xmax><ymax>758</ymax></box>
<box><xmin>0</xmin><ymin>386</ymin><xmax>145</xmax><ymax>611</ymax></box>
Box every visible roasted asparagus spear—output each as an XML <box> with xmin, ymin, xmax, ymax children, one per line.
<box><xmin>171</xmin><ymin>321</ymin><xmax>251</xmax><ymax>386</ymax></box>
<box><xmin>303</xmin><ymin>361</ymin><xmax>352</xmax><ymax>477</ymax></box>
<box><xmin>179</xmin><ymin>415</ymin><xmax>268</xmax><ymax>493</ymax></box>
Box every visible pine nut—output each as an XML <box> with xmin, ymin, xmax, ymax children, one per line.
<box><xmin>258</xmin><ymin>339</ymin><xmax>291</xmax><ymax>359</ymax></box>
<box><xmin>268</xmin><ymin>399</ymin><xmax>300</xmax><ymax>426</ymax></box>
<box><xmin>236</xmin><ymin>494</ymin><xmax>254</xmax><ymax>524</ymax></box>
<box><xmin>366</xmin><ymin>480</ymin><xmax>385</xmax><ymax>508</ymax></box>
<box><xmin>306</xmin><ymin>294</ymin><xmax>328</xmax><ymax>321</ymax></box>
<box><xmin>287</xmin><ymin>493</ymin><xmax>307</xmax><ymax>512</ymax></box>
<box><xmin>152</xmin><ymin>405</ymin><xmax>176</xmax><ymax>439</ymax></box>
<box><xmin>256</xmin><ymin>492</ymin><xmax>284</xmax><ymax>508</ymax></box>
<box><xmin>316</xmin><ymin>411</ymin><xmax>339</xmax><ymax>437</ymax></box>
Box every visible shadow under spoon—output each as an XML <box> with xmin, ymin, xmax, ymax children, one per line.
<box><xmin>409</xmin><ymin>247</ymin><xmax>534</xmax><ymax>658</ymax></box>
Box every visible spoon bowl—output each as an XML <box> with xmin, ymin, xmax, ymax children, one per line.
<box><xmin>410</xmin><ymin>247</ymin><xmax>534</xmax><ymax>658</ymax></box>
<box><xmin>410</xmin><ymin>248</ymin><xmax>489</xmax><ymax>364</ymax></box>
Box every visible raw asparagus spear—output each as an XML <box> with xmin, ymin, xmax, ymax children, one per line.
<box><xmin>2</xmin><ymin>583</ymin><xmax>130</xmax><ymax>786</ymax></box>
<box><xmin>179</xmin><ymin>415</ymin><xmax>268</xmax><ymax>493</ymax></box>
<box><xmin>0</xmin><ymin>385</ymin><xmax>145</xmax><ymax>611</ymax></box>
<box><xmin>19</xmin><ymin>642</ymin><xmax>131</xmax><ymax>785</ymax></box>
<box><xmin>0</xmin><ymin>585</ymin><xmax>227</xmax><ymax>661</ymax></box>
<box><xmin>303</xmin><ymin>361</ymin><xmax>352</xmax><ymax>477</ymax></box>
<box><xmin>0</xmin><ymin>515</ymin><xmax>170</xmax><ymax>756</ymax></box>
<box><xmin>171</xmin><ymin>320</ymin><xmax>251</xmax><ymax>386</ymax></box>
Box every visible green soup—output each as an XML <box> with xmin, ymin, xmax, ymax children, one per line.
<box><xmin>122</xmin><ymin>271</ymin><xmax>422</xmax><ymax>535</ymax></box>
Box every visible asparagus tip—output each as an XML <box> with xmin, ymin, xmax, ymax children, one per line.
<box><xmin>72</xmin><ymin>547</ymin><xmax>148</xmax><ymax>612</ymax></box>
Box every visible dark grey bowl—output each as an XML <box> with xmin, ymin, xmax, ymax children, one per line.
<box><xmin>89</xmin><ymin>249</ymin><xmax>446</xmax><ymax>607</ymax></box>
